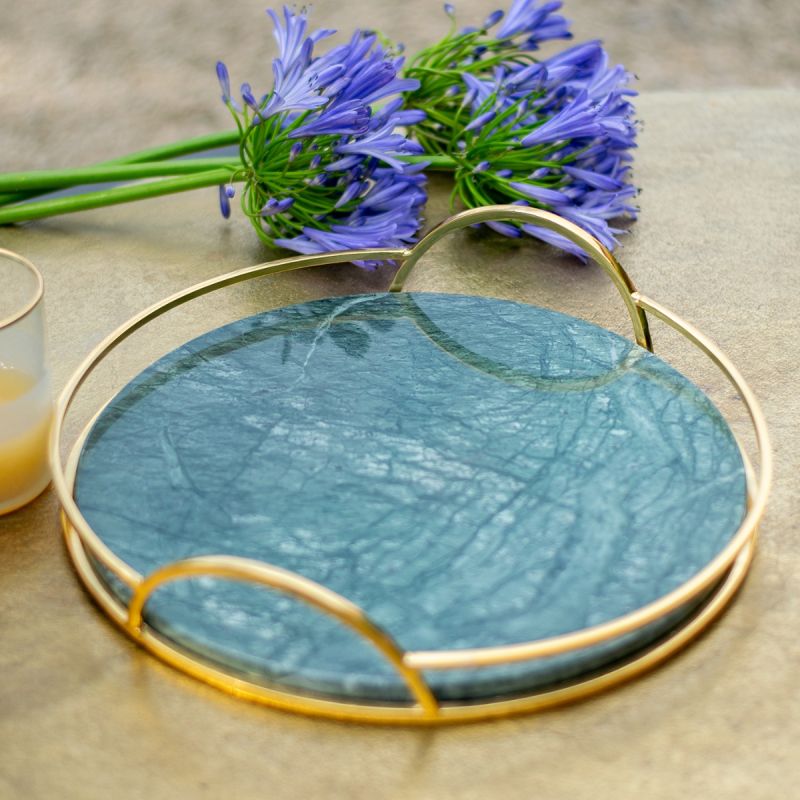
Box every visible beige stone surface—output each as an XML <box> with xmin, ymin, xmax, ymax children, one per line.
<box><xmin>0</xmin><ymin>89</ymin><xmax>798</xmax><ymax>799</ymax></box>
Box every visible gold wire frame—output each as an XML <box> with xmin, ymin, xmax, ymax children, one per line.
<box><xmin>51</xmin><ymin>205</ymin><xmax>772</xmax><ymax>725</ymax></box>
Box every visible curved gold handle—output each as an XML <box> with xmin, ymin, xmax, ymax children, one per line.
<box><xmin>127</xmin><ymin>554</ymin><xmax>439</xmax><ymax>716</ymax></box>
<box><xmin>391</xmin><ymin>205</ymin><xmax>652</xmax><ymax>351</ymax></box>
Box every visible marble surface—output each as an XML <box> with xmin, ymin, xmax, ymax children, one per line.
<box><xmin>74</xmin><ymin>292</ymin><xmax>744</xmax><ymax>701</ymax></box>
<box><xmin>1</xmin><ymin>91</ymin><xmax>798</xmax><ymax>800</ymax></box>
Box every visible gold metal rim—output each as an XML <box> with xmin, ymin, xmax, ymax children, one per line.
<box><xmin>61</xmin><ymin>513</ymin><xmax>757</xmax><ymax>725</ymax></box>
<box><xmin>50</xmin><ymin>205</ymin><xmax>772</xmax><ymax>724</ymax></box>
<box><xmin>390</xmin><ymin>205</ymin><xmax>652</xmax><ymax>351</ymax></box>
<box><xmin>0</xmin><ymin>246</ymin><xmax>45</xmax><ymax>330</ymax></box>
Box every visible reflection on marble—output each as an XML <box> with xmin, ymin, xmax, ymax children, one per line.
<box><xmin>75</xmin><ymin>293</ymin><xmax>746</xmax><ymax>701</ymax></box>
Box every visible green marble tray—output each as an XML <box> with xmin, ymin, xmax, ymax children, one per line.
<box><xmin>54</xmin><ymin>205</ymin><xmax>770</xmax><ymax>724</ymax></box>
<box><xmin>73</xmin><ymin>291</ymin><xmax>746</xmax><ymax>701</ymax></box>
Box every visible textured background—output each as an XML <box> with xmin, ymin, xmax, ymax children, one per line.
<box><xmin>0</xmin><ymin>0</ymin><xmax>799</xmax><ymax>170</ymax></box>
<box><xmin>1</xmin><ymin>2</ymin><xmax>799</xmax><ymax>800</ymax></box>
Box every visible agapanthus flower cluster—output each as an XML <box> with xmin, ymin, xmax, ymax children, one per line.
<box><xmin>403</xmin><ymin>1</ymin><xmax>639</xmax><ymax>257</ymax></box>
<box><xmin>0</xmin><ymin>2</ymin><xmax>640</xmax><ymax>265</ymax></box>
<box><xmin>216</xmin><ymin>7</ymin><xmax>427</xmax><ymax>268</ymax></box>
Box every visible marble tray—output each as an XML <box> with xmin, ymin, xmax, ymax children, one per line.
<box><xmin>74</xmin><ymin>292</ymin><xmax>746</xmax><ymax>702</ymax></box>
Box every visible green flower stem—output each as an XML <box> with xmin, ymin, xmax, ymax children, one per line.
<box><xmin>0</xmin><ymin>190</ymin><xmax>42</xmax><ymax>205</ymax></box>
<box><xmin>402</xmin><ymin>154</ymin><xmax>455</xmax><ymax>171</ymax></box>
<box><xmin>0</xmin><ymin>169</ymin><xmax>233</xmax><ymax>225</ymax></box>
<box><xmin>0</xmin><ymin>153</ymin><xmax>458</xmax><ymax>209</ymax></box>
<box><xmin>0</xmin><ymin>138</ymin><xmax>458</xmax><ymax>224</ymax></box>
<box><xmin>0</xmin><ymin>131</ymin><xmax>240</xmax><ymax>206</ymax></box>
<box><xmin>0</xmin><ymin>159</ymin><xmax>240</xmax><ymax>192</ymax></box>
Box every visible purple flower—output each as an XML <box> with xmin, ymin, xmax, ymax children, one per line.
<box><xmin>541</xmin><ymin>40</ymin><xmax>604</xmax><ymax>85</ymax></box>
<box><xmin>395</xmin><ymin>0</ymin><xmax>638</xmax><ymax>260</ymax></box>
<box><xmin>275</xmin><ymin>167</ymin><xmax>426</xmax><ymax>269</ymax></box>
<box><xmin>554</xmin><ymin>204</ymin><xmax>622</xmax><ymax>248</ymax></box>
<box><xmin>461</xmin><ymin>72</ymin><xmax>499</xmax><ymax>109</ymax></box>
<box><xmin>289</xmin><ymin>100</ymin><xmax>371</xmax><ymax>138</ymax></box>
<box><xmin>382</xmin><ymin>105</ymin><xmax>427</xmax><ymax>127</ymax></box>
<box><xmin>217</xmin><ymin>6</ymin><xmax>427</xmax><ymax>264</ymax></box>
<box><xmin>240</xmin><ymin>82</ymin><xmax>259</xmax><ymax>110</ymax></box>
<box><xmin>312</xmin><ymin>31</ymin><xmax>385</xmax><ymax>79</ymax></box>
<box><xmin>508</xmin><ymin>181</ymin><xmax>570</xmax><ymax>204</ymax></box>
<box><xmin>325</xmin><ymin>53</ymin><xmax>421</xmax><ymax>108</ymax></box>
<box><xmin>562</xmin><ymin>165</ymin><xmax>623</xmax><ymax>191</ymax></box>
<box><xmin>486</xmin><ymin>220</ymin><xmax>522</xmax><ymax>237</ymax></box>
<box><xmin>443</xmin><ymin>28</ymin><xmax>638</xmax><ymax>258</ymax></box>
<box><xmin>266</xmin><ymin>7</ymin><xmax>315</xmax><ymax>68</ymax></box>
<box><xmin>495</xmin><ymin>0</ymin><xmax>572</xmax><ymax>48</ymax></box>
<box><xmin>505</xmin><ymin>61</ymin><xmax>546</xmax><ymax>91</ymax></box>
<box><xmin>483</xmin><ymin>9</ymin><xmax>504</xmax><ymax>29</ymax></box>
<box><xmin>261</xmin><ymin>55</ymin><xmax>327</xmax><ymax>116</ymax></box>
<box><xmin>218</xmin><ymin>185</ymin><xmax>232</xmax><ymax>219</ymax></box>
<box><xmin>260</xmin><ymin>197</ymin><xmax>295</xmax><ymax>216</ymax></box>
<box><xmin>333</xmin><ymin>117</ymin><xmax>424</xmax><ymax>171</ymax></box>
<box><xmin>216</xmin><ymin>61</ymin><xmax>233</xmax><ymax>105</ymax></box>
<box><xmin>521</xmin><ymin>91</ymin><xmax>602</xmax><ymax>146</ymax></box>
<box><xmin>522</xmin><ymin>223</ymin><xmax>588</xmax><ymax>260</ymax></box>
<box><xmin>465</xmin><ymin>108</ymin><xmax>497</xmax><ymax>131</ymax></box>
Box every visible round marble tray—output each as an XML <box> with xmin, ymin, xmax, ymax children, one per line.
<box><xmin>74</xmin><ymin>291</ymin><xmax>747</xmax><ymax>703</ymax></box>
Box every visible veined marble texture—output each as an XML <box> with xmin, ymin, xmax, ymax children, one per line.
<box><xmin>75</xmin><ymin>293</ymin><xmax>746</xmax><ymax>701</ymax></box>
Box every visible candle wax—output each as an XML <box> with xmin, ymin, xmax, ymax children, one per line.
<box><xmin>0</xmin><ymin>366</ymin><xmax>51</xmax><ymax>514</ymax></box>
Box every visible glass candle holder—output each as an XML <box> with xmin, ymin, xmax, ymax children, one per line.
<box><xmin>0</xmin><ymin>248</ymin><xmax>51</xmax><ymax>515</ymax></box>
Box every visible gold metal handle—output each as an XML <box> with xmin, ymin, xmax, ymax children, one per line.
<box><xmin>127</xmin><ymin>554</ymin><xmax>438</xmax><ymax>716</ymax></box>
<box><xmin>390</xmin><ymin>205</ymin><xmax>653</xmax><ymax>351</ymax></box>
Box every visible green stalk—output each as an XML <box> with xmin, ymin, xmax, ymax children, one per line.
<box><xmin>0</xmin><ymin>137</ymin><xmax>458</xmax><ymax>224</ymax></box>
<box><xmin>0</xmin><ymin>169</ymin><xmax>233</xmax><ymax>225</ymax></box>
<box><xmin>0</xmin><ymin>153</ymin><xmax>457</xmax><ymax>210</ymax></box>
<box><xmin>402</xmin><ymin>154</ymin><xmax>456</xmax><ymax>171</ymax></box>
<box><xmin>0</xmin><ymin>130</ymin><xmax>239</xmax><ymax>205</ymax></box>
<box><xmin>0</xmin><ymin>158</ymin><xmax>239</xmax><ymax>192</ymax></box>
<box><xmin>0</xmin><ymin>190</ymin><xmax>44</xmax><ymax>205</ymax></box>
